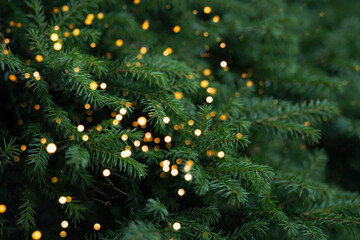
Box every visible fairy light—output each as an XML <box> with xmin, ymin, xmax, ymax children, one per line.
<box><xmin>54</xmin><ymin>42</ymin><xmax>62</xmax><ymax>50</ymax></box>
<box><xmin>220</xmin><ymin>114</ymin><xmax>228</xmax><ymax>121</ymax></box>
<box><xmin>32</xmin><ymin>231</ymin><xmax>42</xmax><ymax>240</ymax></box>
<box><xmin>213</xmin><ymin>15</ymin><xmax>220</xmax><ymax>23</ymax></box>
<box><xmin>35</xmin><ymin>55</ymin><xmax>43</xmax><ymax>62</ymax></box>
<box><xmin>163</xmin><ymin>160</ymin><xmax>170</xmax><ymax>166</ymax></box>
<box><xmin>171</xmin><ymin>168</ymin><xmax>179</xmax><ymax>176</ymax></box>
<box><xmin>163</xmin><ymin>116</ymin><xmax>170</xmax><ymax>124</ymax></box>
<box><xmin>93</xmin><ymin>223</ymin><xmax>101</xmax><ymax>231</ymax></box>
<box><xmin>0</xmin><ymin>204</ymin><xmax>6</xmax><ymax>213</ymax></box>
<box><xmin>134</xmin><ymin>0</ymin><xmax>140</xmax><ymax>4</ymax></box>
<box><xmin>66</xmin><ymin>196</ymin><xmax>72</xmax><ymax>203</ymax></box>
<box><xmin>184</xmin><ymin>173</ymin><xmax>192</xmax><ymax>181</ymax></box>
<box><xmin>188</xmin><ymin>120</ymin><xmax>194</xmax><ymax>126</ymax></box>
<box><xmin>25</xmin><ymin>73</ymin><xmax>30</xmax><ymax>78</ymax></box>
<box><xmin>134</xmin><ymin>140</ymin><xmax>141</xmax><ymax>147</ymax></box>
<box><xmin>74</xmin><ymin>67</ymin><xmax>80</xmax><ymax>72</ymax></box>
<box><xmin>119</xmin><ymin>108</ymin><xmax>127</xmax><ymax>115</ymax></box>
<box><xmin>178</xmin><ymin>189</ymin><xmax>185</xmax><ymax>196</ymax></box>
<box><xmin>60</xmin><ymin>231</ymin><xmax>67</xmax><ymax>238</ymax></box>
<box><xmin>137</xmin><ymin>116</ymin><xmax>147</xmax><ymax>126</ymax></box>
<box><xmin>200</xmin><ymin>80</ymin><xmax>209</xmax><ymax>88</ymax></box>
<box><xmin>174</xmin><ymin>91</ymin><xmax>183</xmax><ymax>99</ymax></box>
<box><xmin>90</xmin><ymin>42</ymin><xmax>96</xmax><ymax>48</ymax></box>
<box><xmin>203</xmin><ymin>69</ymin><xmax>211</xmax><ymax>76</ymax></box>
<box><xmin>116</xmin><ymin>39</ymin><xmax>123</xmax><ymax>47</ymax></box>
<box><xmin>142</xmin><ymin>145</ymin><xmax>149</xmax><ymax>152</ymax></box>
<box><xmin>164</xmin><ymin>136</ymin><xmax>172</xmax><ymax>143</ymax></box>
<box><xmin>61</xmin><ymin>220</ymin><xmax>69</xmax><ymax>228</ymax></box>
<box><xmin>115</xmin><ymin>114</ymin><xmax>123</xmax><ymax>121</ymax></box>
<box><xmin>246</xmin><ymin>81</ymin><xmax>253</xmax><ymax>87</ymax></box>
<box><xmin>34</xmin><ymin>104</ymin><xmax>40</xmax><ymax>110</ymax></box>
<box><xmin>206</xmin><ymin>96</ymin><xmax>213</xmax><ymax>103</ymax></box>
<box><xmin>40</xmin><ymin>138</ymin><xmax>47</xmax><ymax>144</ymax></box>
<box><xmin>220</xmin><ymin>61</ymin><xmax>227</xmax><ymax>68</ymax></box>
<box><xmin>217</xmin><ymin>151</ymin><xmax>225</xmax><ymax>158</ymax></box>
<box><xmin>305</xmin><ymin>121</ymin><xmax>310</xmax><ymax>127</ymax></box>
<box><xmin>184</xmin><ymin>165</ymin><xmax>191</xmax><ymax>172</ymax></box>
<box><xmin>102</xmin><ymin>169</ymin><xmax>111</xmax><ymax>177</ymax></box>
<box><xmin>100</xmin><ymin>82</ymin><xmax>107</xmax><ymax>89</ymax></box>
<box><xmin>173</xmin><ymin>222</ymin><xmax>181</xmax><ymax>231</ymax></box>
<box><xmin>194</xmin><ymin>129</ymin><xmax>202</xmax><ymax>136</ymax></box>
<box><xmin>163</xmin><ymin>47</ymin><xmax>173</xmax><ymax>56</ymax></box>
<box><xmin>59</xmin><ymin>196</ymin><xmax>67</xmax><ymax>204</ymax></box>
<box><xmin>220</xmin><ymin>42</ymin><xmax>226</xmax><ymax>48</ymax></box>
<box><xmin>140</xmin><ymin>46</ymin><xmax>147</xmax><ymax>54</ymax></box>
<box><xmin>14</xmin><ymin>156</ymin><xmax>20</xmax><ymax>162</ymax></box>
<box><xmin>9</xmin><ymin>74</ymin><xmax>17</xmax><ymax>82</ymax></box>
<box><xmin>51</xmin><ymin>177</ymin><xmax>58</xmax><ymax>183</ymax></box>
<box><xmin>237</xmin><ymin>133</ymin><xmax>243</xmax><ymax>139</ymax></box>
<box><xmin>82</xmin><ymin>135</ymin><xmax>89</xmax><ymax>141</ymax></box>
<box><xmin>46</xmin><ymin>143</ymin><xmax>57</xmax><ymax>154</ymax></box>
<box><xmin>62</xmin><ymin>5</ymin><xmax>69</xmax><ymax>11</ymax></box>
<box><xmin>203</xmin><ymin>6</ymin><xmax>211</xmax><ymax>14</ymax></box>
<box><xmin>163</xmin><ymin>165</ymin><xmax>170</xmax><ymax>172</ymax></box>
<box><xmin>90</xmin><ymin>81</ymin><xmax>98</xmax><ymax>90</ymax></box>
<box><xmin>154</xmin><ymin>137</ymin><xmax>160</xmax><ymax>144</ymax></box>
<box><xmin>50</xmin><ymin>33</ymin><xmax>59</xmax><ymax>41</ymax></box>
<box><xmin>121</xmin><ymin>149</ymin><xmax>132</xmax><ymax>158</ymax></box>
<box><xmin>142</xmin><ymin>20</ymin><xmax>149</xmax><ymax>30</ymax></box>
<box><xmin>173</xmin><ymin>25</ymin><xmax>181</xmax><ymax>33</ymax></box>
<box><xmin>72</xmin><ymin>28</ymin><xmax>80</xmax><ymax>36</ymax></box>
<box><xmin>121</xmin><ymin>134</ymin><xmax>128</xmax><ymax>141</ymax></box>
<box><xmin>54</xmin><ymin>25</ymin><xmax>60</xmax><ymax>30</ymax></box>
<box><xmin>77</xmin><ymin>125</ymin><xmax>85</xmax><ymax>132</ymax></box>
<box><xmin>207</xmin><ymin>87</ymin><xmax>217</xmax><ymax>95</ymax></box>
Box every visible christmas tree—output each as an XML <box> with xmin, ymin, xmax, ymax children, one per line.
<box><xmin>1</xmin><ymin>0</ymin><xmax>360</xmax><ymax>239</ymax></box>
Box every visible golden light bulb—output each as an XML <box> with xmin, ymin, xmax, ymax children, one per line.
<box><xmin>121</xmin><ymin>149</ymin><xmax>131</xmax><ymax>158</ymax></box>
<box><xmin>173</xmin><ymin>25</ymin><xmax>181</xmax><ymax>33</ymax></box>
<box><xmin>40</xmin><ymin>138</ymin><xmax>47</xmax><ymax>144</ymax></box>
<box><xmin>203</xmin><ymin>69</ymin><xmax>211</xmax><ymax>76</ymax></box>
<box><xmin>50</xmin><ymin>33</ymin><xmax>59</xmax><ymax>41</ymax></box>
<box><xmin>121</xmin><ymin>134</ymin><xmax>128</xmax><ymax>141</ymax></box>
<box><xmin>134</xmin><ymin>140</ymin><xmax>141</xmax><ymax>147</ymax></box>
<box><xmin>82</xmin><ymin>135</ymin><xmax>89</xmax><ymax>141</ymax></box>
<box><xmin>206</xmin><ymin>96</ymin><xmax>213</xmax><ymax>103</ymax></box>
<box><xmin>188</xmin><ymin>120</ymin><xmax>194</xmax><ymax>126</ymax></box>
<box><xmin>116</xmin><ymin>114</ymin><xmax>123</xmax><ymax>121</ymax></box>
<box><xmin>163</xmin><ymin>165</ymin><xmax>170</xmax><ymax>172</ymax></box>
<box><xmin>173</xmin><ymin>222</ymin><xmax>181</xmax><ymax>231</ymax></box>
<box><xmin>59</xmin><ymin>196</ymin><xmax>66</xmax><ymax>204</ymax></box>
<box><xmin>62</xmin><ymin>5</ymin><xmax>69</xmax><ymax>11</ymax></box>
<box><xmin>237</xmin><ymin>133</ymin><xmax>243</xmax><ymax>139</ymax></box>
<box><xmin>35</xmin><ymin>54</ymin><xmax>43</xmax><ymax>62</ymax></box>
<box><xmin>142</xmin><ymin>20</ymin><xmax>149</xmax><ymax>30</ymax></box>
<box><xmin>134</xmin><ymin>0</ymin><xmax>140</xmax><ymax>4</ymax></box>
<box><xmin>140</xmin><ymin>46</ymin><xmax>147</xmax><ymax>54</ymax></box>
<box><xmin>163</xmin><ymin>160</ymin><xmax>170</xmax><ymax>166</ymax></box>
<box><xmin>305</xmin><ymin>121</ymin><xmax>310</xmax><ymax>127</ymax></box>
<box><xmin>60</xmin><ymin>231</ymin><xmax>67</xmax><ymax>238</ymax></box>
<box><xmin>171</xmin><ymin>169</ymin><xmax>179</xmax><ymax>176</ymax></box>
<box><xmin>213</xmin><ymin>15</ymin><xmax>220</xmax><ymax>23</ymax></box>
<box><xmin>74</xmin><ymin>67</ymin><xmax>80</xmax><ymax>72</ymax></box>
<box><xmin>72</xmin><ymin>28</ymin><xmax>80</xmax><ymax>36</ymax></box>
<box><xmin>137</xmin><ymin>116</ymin><xmax>147</xmax><ymax>126</ymax></box>
<box><xmin>203</xmin><ymin>6</ymin><xmax>211</xmax><ymax>14</ymax></box>
<box><xmin>97</xmin><ymin>12</ymin><xmax>104</xmax><ymax>19</ymax></box>
<box><xmin>200</xmin><ymin>80</ymin><xmax>209</xmax><ymax>88</ymax></box>
<box><xmin>141</xmin><ymin>145</ymin><xmax>149</xmax><ymax>152</ymax></box>
<box><xmin>145</xmin><ymin>132</ymin><xmax>152</xmax><ymax>139</ymax></box>
<box><xmin>174</xmin><ymin>91</ymin><xmax>183</xmax><ymax>99</ymax></box>
<box><xmin>184</xmin><ymin>173</ymin><xmax>192</xmax><ymax>181</ymax></box>
<box><xmin>20</xmin><ymin>145</ymin><xmax>27</xmax><ymax>151</ymax></box>
<box><xmin>46</xmin><ymin>143</ymin><xmax>57</xmax><ymax>154</ymax></box>
<box><xmin>93</xmin><ymin>223</ymin><xmax>101</xmax><ymax>231</ymax></box>
<box><xmin>217</xmin><ymin>151</ymin><xmax>225</xmax><ymax>158</ymax></box>
<box><xmin>220</xmin><ymin>61</ymin><xmax>227</xmax><ymax>68</ymax></box>
<box><xmin>77</xmin><ymin>125</ymin><xmax>85</xmax><ymax>132</ymax></box>
<box><xmin>32</xmin><ymin>230</ymin><xmax>42</xmax><ymax>240</ymax></box>
<box><xmin>61</xmin><ymin>220</ymin><xmax>69</xmax><ymax>228</ymax></box>
<box><xmin>163</xmin><ymin>116</ymin><xmax>170</xmax><ymax>124</ymax></box>
<box><xmin>116</xmin><ymin>39</ymin><xmax>123</xmax><ymax>47</ymax></box>
<box><xmin>164</xmin><ymin>136</ymin><xmax>172</xmax><ymax>143</ymax></box>
<box><xmin>178</xmin><ymin>189</ymin><xmax>185</xmax><ymax>196</ymax></box>
<box><xmin>51</xmin><ymin>177</ymin><xmax>58</xmax><ymax>183</ymax></box>
<box><xmin>194</xmin><ymin>129</ymin><xmax>202</xmax><ymax>136</ymax></box>
<box><xmin>100</xmin><ymin>82</ymin><xmax>107</xmax><ymax>89</ymax></box>
<box><xmin>119</xmin><ymin>108</ymin><xmax>127</xmax><ymax>115</ymax></box>
<box><xmin>89</xmin><ymin>81</ymin><xmax>98</xmax><ymax>90</ymax></box>
<box><xmin>54</xmin><ymin>42</ymin><xmax>62</xmax><ymax>50</ymax></box>
<box><xmin>0</xmin><ymin>204</ymin><xmax>6</xmax><ymax>213</ymax></box>
<box><xmin>184</xmin><ymin>165</ymin><xmax>191</xmax><ymax>172</ymax></box>
<box><xmin>102</xmin><ymin>169</ymin><xmax>111</xmax><ymax>177</ymax></box>
<box><xmin>220</xmin><ymin>42</ymin><xmax>226</xmax><ymax>48</ymax></box>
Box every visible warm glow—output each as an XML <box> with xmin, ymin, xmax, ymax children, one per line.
<box><xmin>35</xmin><ymin>54</ymin><xmax>43</xmax><ymax>62</ymax></box>
<box><xmin>121</xmin><ymin>134</ymin><xmax>128</xmax><ymax>141</ymax></box>
<box><xmin>94</xmin><ymin>223</ymin><xmax>101</xmax><ymax>231</ymax></box>
<box><xmin>50</xmin><ymin>33</ymin><xmax>59</xmax><ymax>41</ymax></box>
<box><xmin>137</xmin><ymin>116</ymin><xmax>147</xmax><ymax>126</ymax></box>
<box><xmin>121</xmin><ymin>149</ymin><xmax>132</xmax><ymax>158</ymax></box>
<box><xmin>134</xmin><ymin>0</ymin><xmax>140</xmax><ymax>4</ymax></box>
<box><xmin>134</xmin><ymin>140</ymin><xmax>141</xmax><ymax>147</ymax></box>
<box><xmin>140</xmin><ymin>46</ymin><xmax>147</xmax><ymax>54</ymax></box>
<box><xmin>163</xmin><ymin>165</ymin><xmax>170</xmax><ymax>172</ymax></box>
<box><xmin>82</xmin><ymin>135</ymin><xmax>89</xmax><ymax>141</ymax></box>
<box><xmin>203</xmin><ymin>69</ymin><xmax>211</xmax><ymax>76</ymax></box>
<box><xmin>171</xmin><ymin>169</ymin><xmax>179</xmax><ymax>176</ymax></box>
<box><xmin>142</xmin><ymin>145</ymin><xmax>149</xmax><ymax>152</ymax></box>
<box><xmin>246</xmin><ymin>81</ymin><xmax>253</xmax><ymax>87</ymax></box>
<box><xmin>0</xmin><ymin>204</ymin><xmax>6</xmax><ymax>213</ymax></box>
<box><xmin>46</xmin><ymin>143</ymin><xmax>57</xmax><ymax>154</ymax></box>
<box><xmin>32</xmin><ymin>230</ymin><xmax>42</xmax><ymax>240</ymax></box>
<box><xmin>203</xmin><ymin>6</ymin><xmax>212</xmax><ymax>14</ymax></box>
<box><xmin>119</xmin><ymin>108</ymin><xmax>127</xmax><ymax>115</ymax></box>
<box><xmin>20</xmin><ymin>145</ymin><xmax>27</xmax><ymax>151</ymax></box>
<box><xmin>59</xmin><ymin>196</ymin><xmax>67</xmax><ymax>204</ymax></box>
<box><xmin>188</xmin><ymin>120</ymin><xmax>194</xmax><ymax>126</ymax></box>
<box><xmin>184</xmin><ymin>173</ymin><xmax>192</xmax><ymax>181</ymax></box>
<box><xmin>217</xmin><ymin>151</ymin><xmax>225</xmax><ymax>158</ymax></box>
<box><xmin>116</xmin><ymin>114</ymin><xmax>123</xmax><ymax>121</ymax></box>
<box><xmin>61</xmin><ymin>220</ymin><xmax>69</xmax><ymax>228</ymax></box>
<box><xmin>163</xmin><ymin>116</ymin><xmax>170</xmax><ymax>124</ymax></box>
<box><xmin>173</xmin><ymin>222</ymin><xmax>181</xmax><ymax>231</ymax></box>
<box><xmin>194</xmin><ymin>129</ymin><xmax>202</xmax><ymax>136</ymax></box>
<box><xmin>163</xmin><ymin>47</ymin><xmax>173</xmax><ymax>56</ymax></box>
<box><xmin>102</xmin><ymin>169</ymin><xmax>111</xmax><ymax>177</ymax></box>
<box><xmin>74</xmin><ymin>67</ymin><xmax>80</xmax><ymax>72</ymax></box>
<box><xmin>77</xmin><ymin>125</ymin><xmax>85</xmax><ymax>132</ymax></box>
<box><xmin>206</xmin><ymin>96</ymin><xmax>213</xmax><ymax>103</ymax></box>
<box><xmin>174</xmin><ymin>91</ymin><xmax>183</xmax><ymax>99</ymax></box>
<box><xmin>62</xmin><ymin>5</ymin><xmax>69</xmax><ymax>11</ymax></box>
<box><xmin>9</xmin><ymin>74</ymin><xmax>17</xmax><ymax>82</ymax></box>
<box><xmin>305</xmin><ymin>121</ymin><xmax>310</xmax><ymax>127</ymax></box>
<box><xmin>72</xmin><ymin>28</ymin><xmax>80</xmax><ymax>36</ymax></box>
<box><xmin>178</xmin><ymin>189</ymin><xmax>185</xmax><ymax>196</ymax></box>
<box><xmin>237</xmin><ymin>133</ymin><xmax>243</xmax><ymax>139</ymax></box>
<box><xmin>97</xmin><ymin>12</ymin><xmax>104</xmax><ymax>19</ymax></box>
<box><xmin>100</xmin><ymin>82</ymin><xmax>107</xmax><ymax>89</ymax></box>
<box><xmin>90</xmin><ymin>81</ymin><xmax>98</xmax><ymax>90</ymax></box>
<box><xmin>116</xmin><ymin>39</ymin><xmax>123</xmax><ymax>46</ymax></box>
<box><xmin>142</xmin><ymin>20</ymin><xmax>149</xmax><ymax>30</ymax></box>
<box><xmin>60</xmin><ymin>231</ymin><xmax>67</xmax><ymax>238</ymax></box>
<box><xmin>40</xmin><ymin>138</ymin><xmax>47</xmax><ymax>144</ymax></box>
<box><xmin>173</xmin><ymin>25</ymin><xmax>181</xmax><ymax>33</ymax></box>
<box><xmin>220</xmin><ymin>61</ymin><xmax>227</xmax><ymax>68</ymax></box>
<box><xmin>164</xmin><ymin>136</ymin><xmax>172</xmax><ymax>143</ymax></box>
<box><xmin>163</xmin><ymin>160</ymin><xmax>170</xmax><ymax>166</ymax></box>
<box><xmin>220</xmin><ymin>114</ymin><xmax>228</xmax><ymax>121</ymax></box>
<box><xmin>213</xmin><ymin>15</ymin><xmax>220</xmax><ymax>23</ymax></box>
<box><xmin>51</xmin><ymin>177</ymin><xmax>58</xmax><ymax>183</ymax></box>
<box><xmin>54</xmin><ymin>42</ymin><xmax>62</xmax><ymax>50</ymax></box>
<box><xmin>200</xmin><ymin>80</ymin><xmax>209</xmax><ymax>88</ymax></box>
<box><xmin>220</xmin><ymin>42</ymin><xmax>226</xmax><ymax>48</ymax></box>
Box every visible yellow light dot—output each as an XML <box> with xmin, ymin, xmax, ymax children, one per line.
<box><xmin>174</xmin><ymin>91</ymin><xmax>183</xmax><ymax>100</ymax></box>
<box><xmin>134</xmin><ymin>140</ymin><xmax>141</xmax><ymax>147</ymax></box>
<box><xmin>35</xmin><ymin>55</ymin><xmax>43</xmax><ymax>62</ymax></box>
<box><xmin>173</xmin><ymin>222</ymin><xmax>181</xmax><ymax>231</ymax></box>
<box><xmin>40</xmin><ymin>138</ymin><xmax>47</xmax><ymax>144</ymax></box>
<box><xmin>220</xmin><ymin>42</ymin><xmax>226</xmax><ymax>48</ymax></box>
<box><xmin>305</xmin><ymin>121</ymin><xmax>310</xmax><ymax>127</ymax></box>
<box><xmin>90</xmin><ymin>81</ymin><xmax>98</xmax><ymax>90</ymax></box>
<box><xmin>206</xmin><ymin>96</ymin><xmax>213</xmax><ymax>103</ymax></box>
<box><xmin>184</xmin><ymin>173</ymin><xmax>192</xmax><ymax>181</ymax></box>
<box><xmin>203</xmin><ymin>69</ymin><xmax>211</xmax><ymax>76</ymax></box>
<box><xmin>200</xmin><ymin>80</ymin><xmax>209</xmax><ymax>88</ymax></box>
<box><xmin>163</xmin><ymin>165</ymin><xmax>170</xmax><ymax>172</ymax></box>
<box><xmin>193</xmin><ymin>9</ymin><xmax>198</xmax><ymax>15</ymax></box>
<box><xmin>121</xmin><ymin>149</ymin><xmax>132</xmax><ymax>158</ymax></box>
<box><xmin>90</xmin><ymin>42</ymin><xmax>96</xmax><ymax>48</ymax></box>
<box><xmin>34</xmin><ymin>104</ymin><xmax>40</xmax><ymax>110</ymax></box>
<box><xmin>46</xmin><ymin>143</ymin><xmax>57</xmax><ymax>154</ymax></box>
<box><xmin>184</xmin><ymin>165</ymin><xmax>191</xmax><ymax>172</ymax></box>
<box><xmin>60</xmin><ymin>231</ymin><xmax>67</xmax><ymax>238</ymax></box>
<box><xmin>32</xmin><ymin>230</ymin><xmax>42</xmax><ymax>240</ymax></box>
<box><xmin>14</xmin><ymin>156</ymin><xmax>20</xmax><ymax>162</ymax></box>
<box><xmin>59</xmin><ymin>196</ymin><xmax>67</xmax><ymax>204</ymax></box>
<box><xmin>178</xmin><ymin>189</ymin><xmax>185</xmax><ymax>196</ymax></box>
<box><xmin>97</xmin><ymin>12</ymin><xmax>104</xmax><ymax>19</ymax></box>
<box><xmin>0</xmin><ymin>204</ymin><xmax>6</xmax><ymax>213</ymax></box>
<box><xmin>246</xmin><ymin>81</ymin><xmax>253</xmax><ymax>87</ymax></box>
<box><xmin>121</xmin><ymin>134</ymin><xmax>128</xmax><ymax>141</ymax></box>
<box><xmin>217</xmin><ymin>151</ymin><xmax>225</xmax><ymax>158</ymax></box>
<box><xmin>103</xmin><ymin>169</ymin><xmax>111</xmax><ymax>177</ymax></box>
<box><xmin>188</xmin><ymin>120</ymin><xmax>194</xmax><ymax>126</ymax></box>
<box><xmin>74</xmin><ymin>67</ymin><xmax>80</xmax><ymax>73</ymax></box>
<box><xmin>163</xmin><ymin>160</ymin><xmax>170</xmax><ymax>166</ymax></box>
<box><xmin>203</xmin><ymin>32</ymin><xmax>209</xmax><ymax>37</ymax></box>
<box><xmin>213</xmin><ymin>15</ymin><xmax>220</xmax><ymax>23</ymax></box>
<box><xmin>140</xmin><ymin>46</ymin><xmax>147</xmax><ymax>54</ymax></box>
<box><xmin>100</xmin><ymin>82</ymin><xmax>107</xmax><ymax>89</ymax></box>
<box><xmin>237</xmin><ymin>133</ymin><xmax>243</xmax><ymax>139</ymax></box>
<box><xmin>62</xmin><ymin>5</ymin><xmax>69</xmax><ymax>12</ymax></box>
<box><xmin>137</xmin><ymin>116</ymin><xmax>147</xmax><ymax>126</ymax></box>
<box><xmin>20</xmin><ymin>145</ymin><xmax>27</xmax><ymax>151</ymax></box>
<box><xmin>94</xmin><ymin>223</ymin><xmax>101</xmax><ymax>231</ymax></box>
<box><xmin>84</xmin><ymin>103</ymin><xmax>90</xmax><ymax>109</ymax></box>
<box><xmin>171</xmin><ymin>169</ymin><xmax>179</xmax><ymax>176</ymax></box>
<box><xmin>194</xmin><ymin>129</ymin><xmax>202</xmax><ymax>136</ymax></box>
<box><xmin>320</xmin><ymin>12</ymin><xmax>325</xmax><ymax>17</ymax></box>
<box><xmin>72</xmin><ymin>28</ymin><xmax>80</xmax><ymax>36</ymax></box>
<box><xmin>220</xmin><ymin>114</ymin><xmax>228</xmax><ymax>121</ymax></box>
<box><xmin>54</xmin><ymin>25</ymin><xmax>60</xmax><ymax>30</ymax></box>
<box><xmin>82</xmin><ymin>135</ymin><xmax>89</xmax><ymax>141</ymax></box>
<box><xmin>115</xmin><ymin>39</ymin><xmax>123</xmax><ymax>47</ymax></box>
<box><xmin>186</xmin><ymin>160</ymin><xmax>194</xmax><ymax>167</ymax></box>
<box><xmin>134</xmin><ymin>0</ymin><xmax>141</xmax><ymax>4</ymax></box>
<box><xmin>24</xmin><ymin>73</ymin><xmax>30</xmax><ymax>79</ymax></box>
<box><xmin>50</xmin><ymin>33</ymin><xmax>59</xmax><ymax>41</ymax></box>
<box><xmin>142</xmin><ymin>145</ymin><xmax>149</xmax><ymax>152</ymax></box>
<box><xmin>119</xmin><ymin>108</ymin><xmax>127</xmax><ymax>115</ymax></box>
<box><xmin>164</xmin><ymin>136</ymin><xmax>172</xmax><ymax>143</ymax></box>
<box><xmin>9</xmin><ymin>74</ymin><xmax>17</xmax><ymax>82</ymax></box>
<box><xmin>220</xmin><ymin>61</ymin><xmax>227</xmax><ymax>68</ymax></box>
<box><xmin>203</xmin><ymin>6</ymin><xmax>212</xmax><ymax>14</ymax></box>
<box><xmin>77</xmin><ymin>125</ymin><xmax>85</xmax><ymax>132</ymax></box>
<box><xmin>85</xmin><ymin>18</ymin><xmax>92</xmax><ymax>25</ymax></box>
<box><xmin>163</xmin><ymin>47</ymin><xmax>173</xmax><ymax>56</ymax></box>
<box><xmin>163</xmin><ymin>116</ymin><xmax>170</xmax><ymax>124</ymax></box>
<box><xmin>113</xmin><ymin>119</ymin><xmax>119</xmax><ymax>126</ymax></box>
<box><xmin>173</xmin><ymin>25</ymin><xmax>181</xmax><ymax>33</ymax></box>
<box><xmin>51</xmin><ymin>177</ymin><xmax>58</xmax><ymax>183</ymax></box>
<box><xmin>66</xmin><ymin>196</ymin><xmax>72</xmax><ymax>202</ymax></box>
<box><xmin>185</xmin><ymin>139</ymin><xmax>191</xmax><ymax>145</ymax></box>
<box><xmin>115</xmin><ymin>114</ymin><xmax>123</xmax><ymax>121</ymax></box>
<box><xmin>142</xmin><ymin>20</ymin><xmax>149</xmax><ymax>30</ymax></box>
<box><xmin>54</xmin><ymin>42</ymin><xmax>62</xmax><ymax>50</ymax></box>
<box><xmin>61</xmin><ymin>220</ymin><xmax>69</xmax><ymax>228</ymax></box>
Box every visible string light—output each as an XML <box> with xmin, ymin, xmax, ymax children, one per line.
<box><xmin>46</xmin><ymin>143</ymin><xmax>57</xmax><ymax>154</ymax></box>
<box><xmin>173</xmin><ymin>25</ymin><xmax>181</xmax><ymax>33</ymax></box>
<box><xmin>72</xmin><ymin>28</ymin><xmax>80</xmax><ymax>36</ymax></box>
<box><xmin>116</xmin><ymin>114</ymin><xmax>123</xmax><ymax>121</ymax></box>
<box><xmin>213</xmin><ymin>15</ymin><xmax>220</xmax><ymax>23</ymax></box>
<box><xmin>50</xmin><ymin>33</ymin><xmax>59</xmax><ymax>41</ymax></box>
<box><xmin>237</xmin><ymin>133</ymin><xmax>243</xmax><ymax>139</ymax></box>
<box><xmin>137</xmin><ymin>116</ymin><xmax>147</xmax><ymax>126</ymax></box>
<box><xmin>116</xmin><ymin>39</ymin><xmax>123</xmax><ymax>47</ymax></box>
<box><xmin>35</xmin><ymin>55</ymin><xmax>43</xmax><ymax>62</ymax></box>
<box><xmin>200</xmin><ymin>80</ymin><xmax>209</xmax><ymax>88</ymax></box>
<box><xmin>174</xmin><ymin>91</ymin><xmax>183</xmax><ymax>99</ymax></box>
<box><xmin>194</xmin><ymin>129</ymin><xmax>202</xmax><ymax>136</ymax></box>
<box><xmin>62</xmin><ymin>5</ymin><xmax>69</xmax><ymax>11</ymax></box>
<box><xmin>32</xmin><ymin>230</ymin><xmax>42</xmax><ymax>240</ymax></box>
<box><xmin>163</xmin><ymin>165</ymin><xmax>170</xmax><ymax>172</ymax></box>
<box><xmin>61</xmin><ymin>220</ymin><xmax>69</xmax><ymax>228</ymax></box>
<box><xmin>121</xmin><ymin>149</ymin><xmax>132</xmax><ymax>158</ymax></box>
<box><xmin>142</xmin><ymin>20</ymin><xmax>149</xmax><ymax>30</ymax></box>
<box><xmin>220</xmin><ymin>61</ymin><xmax>227</xmax><ymax>68</ymax></box>
<box><xmin>9</xmin><ymin>74</ymin><xmax>17</xmax><ymax>82</ymax></box>
<box><xmin>102</xmin><ymin>169</ymin><xmax>111</xmax><ymax>177</ymax></box>
<box><xmin>90</xmin><ymin>81</ymin><xmax>98</xmax><ymax>90</ymax></box>
<box><xmin>77</xmin><ymin>125</ymin><xmax>85</xmax><ymax>132</ymax></box>
<box><xmin>171</xmin><ymin>168</ymin><xmax>179</xmax><ymax>176</ymax></box>
<box><xmin>184</xmin><ymin>173</ymin><xmax>192</xmax><ymax>181</ymax></box>
<box><xmin>140</xmin><ymin>46</ymin><xmax>147</xmax><ymax>54</ymax></box>
<box><xmin>217</xmin><ymin>151</ymin><xmax>225</xmax><ymax>158</ymax></box>
<box><xmin>119</xmin><ymin>108</ymin><xmax>127</xmax><ymax>115</ymax></box>
<box><xmin>163</xmin><ymin>116</ymin><xmax>170</xmax><ymax>124</ymax></box>
<box><xmin>20</xmin><ymin>145</ymin><xmax>27</xmax><ymax>151</ymax></box>
<box><xmin>142</xmin><ymin>145</ymin><xmax>149</xmax><ymax>152</ymax></box>
<box><xmin>134</xmin><ymin>140</ymin><xmax>141</xmax><ymax>147</ymax></box>
<box><xmin>220</xmin><ymin>42</ymin><xmax>226</xmax><ymax>48</ymax></box>
<box><xmin>51</xmin><ymin>177</ymin><xmax>58</xmax><ymax>183</ymax></box>
<box><xmin>59</xmin><ymin>196</ymin><xmax>67</xmax><ymax>204</ymax></box>
<box><xmin>164</xmin><ymin>136</ymin><xmax>172</xmax><ymax>143</ymax></box>
<box><xmin>203</xmin><ymin>69</ymin><xmax>211</xmax><ymax>76</ymax></box>
<box><xmin>60</xmin><ymin>231</ymin><xmax>67</xmax><ymax>238</ymax></box>
<box><xmin>82</xmin><ymin>135</ymin><xmax>89</xmax><ymax>141</ymax></box>
<box><xmin>173</xmin><ymin>222</ymin><xmax>181</xmax><ymax>231</ymax></box>
<box><xmin>178</xmin><ymin>189</ymin><xmax>185</xmax><ymax>196</ymax></box>
<box><xmin>93</xmin><ymin>223</ymin><xmax>101</xmax><ymax>231</ymax></box>
<box><xmin>188</xmin><ymin>120</ymin><xmax>194</xmax><ymax>126</ymax></box>
<box><xmin>203</xmin><ymin>6</ymin><xmax>212</xmax><ymax>14</ymax></box>
<box><xmin>97</xmin><ymin>12</ymin><xmax>104</xmax><ymax>19</ymax></box>
<box><xmin>134</xmin><ymin>0</ymin><xmax>141</xmax><ymax>4</ymax></box>
<box><xmin>0</xmin><ymin>204</ymin><xmax>6</xmax><ymax>213</ymax></box>
<box><xmin>121</xmin><ymin>134</ymin><xmax>128</xmax><ymax>141</ymax></box>
<box><xmin>206</xmin><ymin>96</ymin><xmax>213</xmax><ymax>103</ymax></box>
<box><xmin>220</xmin><ymin>114</ymin><xmax>228</xmax><ymax>121</ymax></box>
<box><xmin>100</xmin><ymin>82</ymin><xmax>107</xmax><ymax>89</ymax></box>
<box><xmin>54</xmin><ymin>42</ymin><xmax>62</xmax><ymax>50</ymax></box>
<box><xmin>305</xmin><ymin>121</ymin><xmax>310</xmax><ymax>127</ymax></box>
<box><xmin>163</xmin><ymin>47</ymin><xmax>173</xmax><ymax>56</ymax></box>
